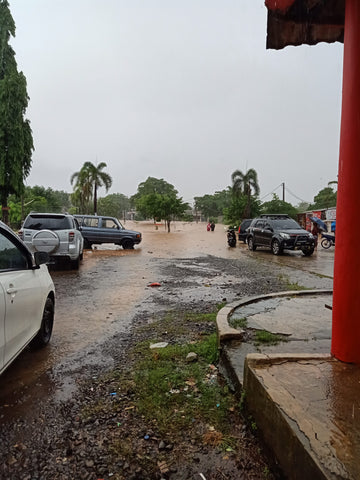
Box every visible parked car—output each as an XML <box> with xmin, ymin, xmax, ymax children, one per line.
<box><xmin>74</xmin><ymin>215</ymin><xmax>142</xmax><ymax>249</ymax></box>
<box><xmin>238</xmin><ymin>219</ymin><xmax>253</xmax><ymax>243</ymax></box>
<box><xmin>0</xmin><ymin>221</ymin><xmax>55</xmax><ymax>375</ymax></box>
<box><xmin>247</xmin><ymin>214</ymin><xmax>315</xmax><ymax>256</ymax></box>
<box><xmin>18</xmin><ymin>213</ymin><xmax>84</xmax><ymax>269</ymax></box>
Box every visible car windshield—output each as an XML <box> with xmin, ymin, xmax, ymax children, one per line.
<box><xmin>24</xmin><ymin>215</ymin><xmax>71</xmax><ymax>230</ymax></box>
<box><xmin>272</xmin><ymin>219</ymin><xmax>302</xmax><ymax>230</ymax></box>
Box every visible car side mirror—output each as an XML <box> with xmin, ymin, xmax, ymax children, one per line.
<box><xmin>34</xmin><ymin>251</ymin><xmax>50</xmax><ymax>266</ymax></box>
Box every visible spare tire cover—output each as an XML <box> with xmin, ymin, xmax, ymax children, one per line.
<box><xmin>32</xmin><ymin>229</ymin><xmax>60</xmax><ymax>253</ymax></box>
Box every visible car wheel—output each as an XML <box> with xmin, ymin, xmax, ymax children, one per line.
<box><xmin>271</xmin><ymin>239</ymin><xmax>283</xmax><ymax>255</ymax></box>
<box><xmin>122</xmin><ymin>239</ymin><xmax>134</xmax><ymax>249</ymax></box>
<box><xmin>321</xmin><ymin>238</ymin><xmax>331</xmax><ymax>249</ymax></box>
<box><xmin>83</xmin><ymin>239</ymin><xmax>92</xmax><ymax>249</ymax></box>
<box><xmin>248</xmin><ymin>237</ymin><xmax>256</xmax><ymax>251</ymax></box>
<box><xmin>302</xmin><ymin>247</ymin><xmax>315</xmax><ymax>256</ymax></box>
<box><xmin>30</xmin><ymin>297</ymin><xmax>54</xmax><ymax>349</ymax></box>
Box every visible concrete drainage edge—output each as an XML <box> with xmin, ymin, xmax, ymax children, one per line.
<box><xmin>216</xmin><ymin>289</ymin><xmax>333</xmax><ymax>342</ymax></box>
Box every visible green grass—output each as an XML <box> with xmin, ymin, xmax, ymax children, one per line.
<box><xmin>254</xmin><ymin>329</ymin><xmax>285</xmax><ymax>345</ymax></box>
<box><xmin>230</xmin><ymin>316</ymin><xmax>247</xmax><ymax>329</ymax></box>
<box><xmin>78</xmin><ymin>307</ymin><xmax>275</xmax><ymax>478</ymax></box>
<box><xmin>82</xmin><ymin>307</ymin><xmax>237</xmax><ymax>438</ymax></box>
<box><xmin>132</xmin><ymin>333</ymin><xmax>232</xmax><ymax>434</ymax></box>
<box><xmin>278</xmin><ymin>273</ymin><xmax>307</xmax><ymax>291</ymax></box>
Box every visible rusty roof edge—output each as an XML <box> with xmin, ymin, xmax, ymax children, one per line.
<box><xmin>265</xmin><ymin>0</ymin><xmax>345</xmax><ymax>50</ymax></box>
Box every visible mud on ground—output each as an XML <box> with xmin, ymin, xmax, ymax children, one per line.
<box><xmin>1</xmin><ymin>252</ymin><xmax>289</xmax><ymax>480</ymax></box>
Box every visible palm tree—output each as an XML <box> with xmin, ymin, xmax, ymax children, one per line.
<box><xmin>71</xmin><ymin>162</ymin><xmax>112</xmax><ymax>214</ymax></box>
<box><xmin>70</xmin><ymin>166</ymin><xmax>92</xmax><ymax>213</ymax></box>
<box><xmin>231</xmin><ymin>168</ymin><xmax>260</xmax><ymax>218</ymax></box>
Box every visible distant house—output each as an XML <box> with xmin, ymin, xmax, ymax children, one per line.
<box><xmin>297</xmin><ymin>207</ymin><xmax>336</xmax><ymax>231</ymax></box>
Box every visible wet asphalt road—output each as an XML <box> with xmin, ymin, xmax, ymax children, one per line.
<box><xmin>0</xmin><ymin>221</ymin><xmax>334</xmax><ymax>425</ymax></box>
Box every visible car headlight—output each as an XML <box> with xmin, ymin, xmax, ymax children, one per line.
<box><xmin>308</xmin><ymin>233</ymin><xmax>314</xmax><ymax>239</ymax></box>
<box><xmin>279</xmin><ymin>232</ymin><xmax>290</xmax><ymax>239</ymax></box>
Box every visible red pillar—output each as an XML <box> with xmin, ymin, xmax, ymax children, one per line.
<box><xmin>332</xmin><ymin>0</ymin><xmax>360</xmax><ymax>362</ymax></box>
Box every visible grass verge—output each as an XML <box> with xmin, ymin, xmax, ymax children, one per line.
<box><xmin>79</xmin><ymin>306</ymin><xmax>274</xmax><ymax>478</ymax></box>
<box><xmin>254</xmin><ymin>329</ymin><xmax>287</xmax><ymax>346</ymax></box>
<box><xmin>278</xmin><ymin>273</ymin><xmax>307</xmax><ymax>291</ymax></box>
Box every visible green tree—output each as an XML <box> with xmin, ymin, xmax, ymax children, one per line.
<box><xmin>194</xmin><ymin>194</ymin><xmax>218</xmax><ymax>220</ymax></box>
<box><xmin>223</xmin><ymin>195</ymin><xmax>261</xmax><ymax>226</ymax></box>
<box><xmin>70</xmin><ymin>181</ymin><xmax>92</xmax><ymax>214</ymax></box>
<box><xmin>131</xmin><ymin>177</ymin><xmax>177</xmax><ymax>202</ymax></box>
<box><xmin>98</xmin><ymin>193</ymin><xmax>130</xmax><ymax>219</ymax></box>
<box><xmin>8</xmin><ymin>186</ymin><xmax>71</xmax><ymax>226</ymax></box>
<box><xmin>157</xmin><ymin>194</ymin><xmax>189</xmax><ymax>232</ymax></box>
<box><xmin>261</xmin><ymin>194</ymin><xmax>298</xmax><ymax>218</ymax></box>
<box><xmin>0</xmin><ymin>0</ymin><xmax>34</xmax><ymax>224</ymax></box>
<box><xmin>26</xmin><ymin>185</ymin><xmax>70</xmax><ymax>212</ymax></box>
<box><xmin>71</xmin><ymin>161</ymin><xmax>112</xmax><ymax>214</ymax></box>
<box><xmin>231</xmin><ymin>168</ymin><xmax>260</xmax><ymax>218</ymax></box>
<box><xmin>133</xmin><ymin>177</ymin><xmax>188</xmax><ymax>231</ymax></box>
<box><xmin>310</xmin><ymin>187</ymin><xmax>337</xmax><ymax>210</ymax></box>
<box><xmin>194</xmin><ymin>189</ymin><xmax>232</xmax><ymax>221</ymax></box>
<box><xmin>8</xmin><ymin>199</ymin><xmax>22</xmax><ymax>226</ymax></box>
<box><xmin>296</xmin><ymin>201</ymin><xmax>310</xmax><ymax>212</ymax></box>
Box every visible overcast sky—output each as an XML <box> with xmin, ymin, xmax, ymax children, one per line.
<box><xmin>9</xmin><ymin>0</ymin><xmax>343</xmax><ymax>206</ymax></box>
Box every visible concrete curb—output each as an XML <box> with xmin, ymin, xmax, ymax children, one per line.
<box><xmin>216</xmin><ymin>289</ymin><xmax>333</xmax><ymax>343</ymax></box>
<box><xmin>217</xmin><ymin>290</ymin><xmax>343</xmax><ymax>480</ymax></box>
<box><xmin>243</xmin><ymin>353</ymin><xmax>347</xmax><ymax>480</ymax></box>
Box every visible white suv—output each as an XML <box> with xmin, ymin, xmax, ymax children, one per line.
<box><xmin>0</xmin><ymin>221</ymin><xmax>55</xmax><ymax>375</ymax></box>
<box><xmin>19</xmin><ymin>213</ymin><xmax>84</xmax><ymax>269</ymax></box>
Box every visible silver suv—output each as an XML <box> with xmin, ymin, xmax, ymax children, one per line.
<box><xmin>19</xmin><ymin>213</ymin><xmax>84</xmax><ymax>269</ymax></box>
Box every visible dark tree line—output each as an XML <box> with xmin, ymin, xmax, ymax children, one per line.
<box><xmin>0</xmin><ymin>0</ymin><xmax>33</xmax><ymax>224</ymax></box>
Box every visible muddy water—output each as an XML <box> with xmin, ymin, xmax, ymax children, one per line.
<box><xmin>0</xmin><ymin>221</ymin><xmax>334</xmax><ymax>417</ymax></box>
<box><xmin>0</xmin><ymin>222</ymin><xmax>232</xmax><ymax>411</ymax></box>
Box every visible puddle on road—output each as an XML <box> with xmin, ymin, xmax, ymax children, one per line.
<box><xmin>0</xmin><ymin>222</ymin><xmax>335</xmax><ymax>413</ymax></box>
<box><xmin>231</xmin><ymin>294</ymin><xmax>333</xmax><ymax>339</ymax></box>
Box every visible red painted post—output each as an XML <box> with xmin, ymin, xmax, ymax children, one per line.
<box><xmin>332</xmin><ymin>0</ymin><xmax>360</xmax><ymax>362</ymax></box>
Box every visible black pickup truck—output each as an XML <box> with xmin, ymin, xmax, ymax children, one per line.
<box><xmin>74</xmin><ymin>215</ymin><xmax>142</xmax><ymax>249</ymax></box>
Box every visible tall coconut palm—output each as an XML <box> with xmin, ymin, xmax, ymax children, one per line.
<box><xmin>70</xmin><ymin>166</ymin><xmax>92</xmax><ymax>212</ymax></box>
<box><xmin>71</xmin><ymin>161</ymin><xmax>112</xmax><ymax>214</ymax></box>
<box><xmin>231</xmin><ymin>168</ymin><xmax>260</xmax><ymax>218</ymax></box>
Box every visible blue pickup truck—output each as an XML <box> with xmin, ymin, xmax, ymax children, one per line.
<box><xmin>74</xmin><ymin>215</ymin><xmax>142</xmax><ymax>249</ymax></box>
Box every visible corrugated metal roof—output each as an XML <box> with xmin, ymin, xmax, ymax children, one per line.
<box><xmin>265</xmin><ymin>0</ymin><xmax>345</xmax><ymax>50</ymax></box>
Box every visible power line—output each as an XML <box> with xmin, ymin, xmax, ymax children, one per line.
<box><xmin>285</xmin><ymin>187</ymin><xmax>311</xmax><ymax>204</ymax></box>
<box><xmin>261</xmin><ymin>183</ymin><xmax>311</xmax><ymax>204</ymax></box>
<box><xmin>260</xmin><ymin>183</ymin><xmax>284</xmax><ymax>201</ymax></box>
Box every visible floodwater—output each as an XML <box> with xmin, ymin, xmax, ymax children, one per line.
<box><xmin>0</xmin><ymin>221</ymin><xmax>334</xmax><ymax>419</ymax></box>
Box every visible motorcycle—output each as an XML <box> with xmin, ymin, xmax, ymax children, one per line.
<box><xmin>227</xmin><ymin>227</ymin><xmax>237</xmax><ymax>247</ymax></box>
<box><xmin>321</xmin><ymin>233</ymin><xmax>335</xmax><ymax>249</ymax></box>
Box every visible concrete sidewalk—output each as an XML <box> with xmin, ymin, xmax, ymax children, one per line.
<box><xmin>217</xmin><ymin>290</ymin><xmax>360</xmax><ymax>480</ymax></box>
